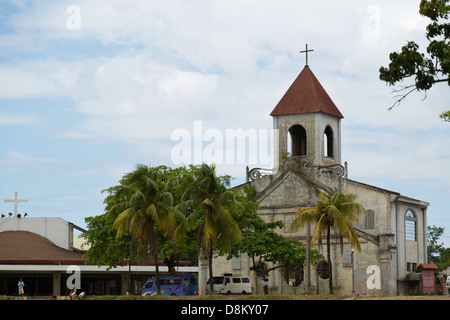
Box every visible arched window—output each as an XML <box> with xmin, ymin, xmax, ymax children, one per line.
<box><xmin>287</xmin><ymin>125</ymin><xmax>307</xmax><ymax>156</ymax></box>
<box><xmin>317</xmin><ymin>260</ymin><xmax>329</xmax><ymax>279</ymax></box>
<box><xmin>284</xmin><ymin>262</ymin><xmax>303</xmax><ymax>287</ymax></box>
<box><xmin>365</xmin><ymin>210</ymin><xmax>374</xmax><ymax>229</ymax></box>
<box><xmin>405</xmin><ymin>210</ymin><xmax>416</xmax><ymax>241</ymax></box>
<box><xmin>324</xmin><ymin>125</ymin><xmax>334</xmax><ymax>158</ymax></box>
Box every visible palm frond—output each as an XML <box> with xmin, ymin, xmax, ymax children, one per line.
<box><xmin>289</xmin><ymin>207</ymin><xmax>318</xmax><ymax>232</ymax></box>
<box><xmin>113</xmin><ymin>207</ymin><xmax>135</xmax><ymax>238</ymax></box>
<box><xmin>311</xmin><ymin>212</ymin><xmax>327</xmax><ymax>249</ymax></box>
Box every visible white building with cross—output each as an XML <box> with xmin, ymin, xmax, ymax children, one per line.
<box><xmin>0</xmin><ymin>192</ymin><xmax>196</xmax><ymax>297</ymax></box>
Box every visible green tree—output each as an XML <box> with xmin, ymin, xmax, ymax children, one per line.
<box><xmin>178</xmin><ymin>163</ymin><xmax>243</xmax><ymax>293</ymax></box>
<box><xmin>106</xmin><ymin>164</ymin><xmax>185</xmax><ymax>295</ymax></box>
<box><xmin>82</xmin><ymin>184</ymin><xmax>136</xmax><ymax>270</ymax></box>
<box><xmin>226</xmin><ymin>187</ymin><xmax>323</xmax><ymax>291</ymax></box>
<box><xmin>82</xmin><ymin>213</ymin><xmax>133</xmax><ymax>269</ymax></box>
<box><xmin>289</xmin><ymin>191</ymin><xmax>365</xmax><ymax>294</ymax></box>
<box><xmin>379</xmin><ymin>0</ymin><xmax>450</xmax><ymax>120</ymax></box>
<box><xmin>229</xmin><ymin>212</ymin><xmax>323</xmax><ymax>282</ymax></box>
<box><xmin>82</xmin><ymin>166</ymin><xmax>200</xmax><ymax>292</ymax></box>
<box><xmin>427</xmin><ymin>225</ymin><xmax>446</xmax><ymax>264</ymax></box>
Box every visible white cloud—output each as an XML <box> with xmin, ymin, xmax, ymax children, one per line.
<box><xmin>0</xmin><ymin>59</ymin><xmax>83</xmax><ymax>99</ymax></box>
<box><xmin>57</xmin><ymin>55</ymin><xmax>219</xmax><ymax>144</ymax></box>
<box><xmin>0</xmin><ymin>113</ymin><xmax>38</xmax><ymax>126</ymax></box>
<box><xmin>343</xmin><ymin>126</ymin><xmax>450</xmax><ymax>188</ymax></box>
<box><xmin>1</xmin><ymin>0</ymin><xmax>449</xmax><ymax>233</ymax></box>
<box><xmin>0</xmin><ymin>151</ymin><xmax>71</xmax><ymax>172</ymax></box>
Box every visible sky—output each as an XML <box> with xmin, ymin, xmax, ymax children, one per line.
<box><xmin>0</xmin><ymin>1</ymin><xmax>449</xmax><ymax>245</ymax></box>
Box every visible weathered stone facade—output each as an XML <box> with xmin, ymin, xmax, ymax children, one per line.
<box><xmin>203</xmin><ymin>66</ymin><xmax>429</xmax><ymax>296</ymax></box>
<box><xmin>208</xmin><ymin>160</ymin><xmax>428</xmax><ymax>296</ymax></box>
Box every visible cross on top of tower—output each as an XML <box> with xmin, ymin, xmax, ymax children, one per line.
<box><xmin>300</xmin><ymin>44</ymin><xmax>314</xmax><ymax>67</ymax></box>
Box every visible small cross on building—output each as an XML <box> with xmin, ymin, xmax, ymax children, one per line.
<box><xmin>300</xmin><ymin>44</ymin><xmax>314</xmax><ymax>67</ymax></box>
<box><xmin>4</xmin><ymin>192</ymin><xmax>28</xmax><ymax>217</ymax></box>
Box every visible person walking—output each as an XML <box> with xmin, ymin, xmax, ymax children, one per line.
<box><xmin>18</xmin><ymin>279</ymin><xmax>25</xmax><ymax>296</ymax></box>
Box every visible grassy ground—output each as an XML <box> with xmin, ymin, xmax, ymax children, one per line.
<box><xmin>85</xmin><ymin>294</ymin><xmax>346</xmax><ymax>300</ymax></box>
<box><xmin>83</xmin><ymin>293</ymin><xmax>450</xmax><ymax>300</ymax></box>
<box><xmin>3</xmin><ymin>293</ymin><xmax>450</xmax><ymax>300</ymax></box>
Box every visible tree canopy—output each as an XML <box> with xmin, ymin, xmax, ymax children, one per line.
<box><xmin>82</xmin><ymin>165</ymin><xmax>199</xmax><ymax>271</ymax></box>
<box><xmin>227</xmin><ymin>186</ymin><xmax>323</xmax><ymax>281</ymax></box>
<box><xmin>290</xmin><ymin>190</ymin><xmax>365</xmax><ymax>294</ymax></box>
<box><xmin>82</xmin><ymin>164</ymin><xmax>324</xmax><ymax>294</ymax></box>
<box><xmin>379</xmin><ymin>0</ymin><xmax>450</xmax><ymax>120</ymax></box>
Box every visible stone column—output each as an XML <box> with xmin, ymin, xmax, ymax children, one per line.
<box><xmin>53</xmin><ymin>273</ymin><xmax>61</xmax><ymax>296</ymax></box>
<box><xmin>198</xmin><ymin>258</ymin><xmax>208</xmax><ymax>295</ymax></box>
<box><xmin>379</xmin><ymin>234</ymin><xmax>396</xmax><ymax>296</ymax></box>
<box><xmin>304</xmin><ymin>222</ymin><xmax>312</xmax><ymax>293</ymax></box>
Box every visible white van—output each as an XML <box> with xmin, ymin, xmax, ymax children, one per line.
<box><xmin>206</xmin><ymin>273</ymin><xmax>252</xmax><ymax>295</ymax></box>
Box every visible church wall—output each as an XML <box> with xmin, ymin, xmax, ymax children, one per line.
<box><xmin>233</xmin><ymin>147</ymin><xmax>427</xmax><ymax>297</ymax></box>
<box><xmin>259</xmin><ymin>178</ymin><xmax>317</xmax><ymax>210</ymax></box>
<box><xmin>212</xmin><ymin>181</ymin><xmax>428</xmax><ymax>297</ymax></box>
<box><xmin>250</xmin><ymin>172</ymin><xmax>276</xmax><ymax>194</ymax></box>
<box><xmin>315</xmin><ymin>112</ymin><xmax>341</xmax><ymax>166</ymax></box>
<box><xmin>248</xmin><ymin>174</ymin><xmax>393</xmax><ymax>296</ymax></box>
<box><xmin>274</xmin><ymin>113</ymin><xmax>316</xmax><ymax>165</ymax></box>
<box><xmin>345</xmin><ymin>181</ymin><xmax>393</xmax><ymax>235</ymax></box>
<box><xmin>274</xmin><ymin>113</ymin><xmax>341</xmax><ymax>167</ymax></box>
<box><xmin>307</xmin><ymin>238</ymin><xmax>385</xmax><ymax>296</ymax></box>
<box><xmin>396</xmin><ymin>201</ymin><xmax>427</xmax><ymax>280</ymax></box>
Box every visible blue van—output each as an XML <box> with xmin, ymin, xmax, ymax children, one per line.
<box><xmin>141</xmin><ymin>273</ymin><xmax>198</xmax><ymax>296</ymax></box>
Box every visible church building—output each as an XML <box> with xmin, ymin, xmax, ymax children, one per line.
<box><xmin>210</xmin><ymin>62</ymin><xmax>429</xmax><ymax>296</ymax></box>
<box><xmin>0</xmin><ymin>212</ymin><xmax>196</xmax><ymax>297</ymax></box>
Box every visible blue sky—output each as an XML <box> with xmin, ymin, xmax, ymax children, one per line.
<box><xmin>1</xmin><ymin>1</ymin><xmax>449</xmax><ymax>245</ymax></box>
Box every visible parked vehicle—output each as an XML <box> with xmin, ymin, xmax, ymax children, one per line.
<box><xmin>141</xmin><ymin>273</ymin><xmax>198</xmax><ymax>296</ymax></box>
<box><xmin>206</xmin><ymin>273</ymin><xmax>251</xmax><ymax>295</ymax></box>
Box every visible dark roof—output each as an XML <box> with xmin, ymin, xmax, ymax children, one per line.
<box><xmin>0</xmin><ymin>231</ymin><xmax>85</xmax><ymax>264</ymax></box>
<box><xmin>270</xmin><ymin>66</ymin><xmax>343</xmax><ymax>118</ymax></box>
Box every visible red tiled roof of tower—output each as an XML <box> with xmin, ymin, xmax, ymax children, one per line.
<box><xmin>270</xmin><ymin>66</ymin><xmax>344</xmax><ymax>119</ymax></box>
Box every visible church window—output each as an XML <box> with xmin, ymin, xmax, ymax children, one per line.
<box><xmin>317</xmin><ymin>260</ymin><xmax>330</xmax><ymax>279</ymax></box>
<box><xmin>365</xmin><ymin>210</ymin><xmax>375</xmax><ymax>229</ymax></box>
<box><xmin>405</xmin><ymin>210</ymin><xmax>416</xmax><ymax>241</ymax></box>
<box><xmin>284</xmin><ymin>214</ymin><xmax>295</xmax><ymax>233</ymax></box>
<box><xmin>287</xmin><ymin>125</ymin><xmax>307</xmax><ymax>156</ymax></box>
<box><xmin>407</xmin><ymin>262</ymin><xmax>417</xmax><ymax>272</ymax></box>
<box><xmin>284</xmin><ymin>263</ymin><xmax>303</xmax><ymax>287</ymax></box>
<box><xmin>324</xmin><ymin>125</ymin><xmax>334</xmax><ymax>158</ymax></box>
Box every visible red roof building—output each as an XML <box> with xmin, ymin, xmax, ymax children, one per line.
<box><xmin>0</xmin><ymin>217</ymin><xmax>196</xmax><ymax>297</ymax></box>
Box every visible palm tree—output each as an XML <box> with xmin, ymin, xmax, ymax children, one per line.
<box><xmin>178</xmin><ymin>164</ymin><xmax>243</xmax><ymax>294</ymax></box>
<box><xmin>289</xmin><ymin>190</ymin><xmax>365</xmax><ymax>294</ymax></box>
<box><xmin>107</xmin><ymin>164</ymin><xmax>183</xmax><ymax>295</ymax></box>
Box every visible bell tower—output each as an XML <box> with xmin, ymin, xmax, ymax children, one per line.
<box><xmin>270</xmin><ymin>63</ymin><xmax>343</xmax><ymax>167</ymax></box>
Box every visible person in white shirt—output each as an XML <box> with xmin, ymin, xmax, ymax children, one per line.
<box><xmin>18</xmin><ymin>279</ymin><xmax>25</xmax><ymax>296</ymax></box>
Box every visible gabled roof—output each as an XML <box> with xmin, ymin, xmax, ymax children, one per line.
<box><xmin>253</xmin><ymin>168</ymin><xmax>330</xmax><ymax>206</ymax></box>
<box><xmin>270</xmin><ymin>66</ymin><xmax>343</xmax><ymax>118</ymax></box>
